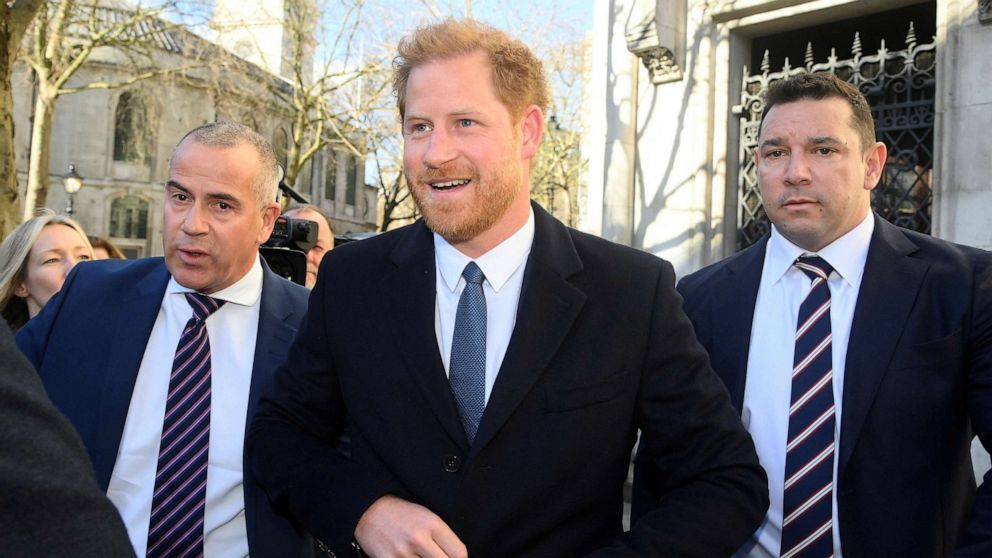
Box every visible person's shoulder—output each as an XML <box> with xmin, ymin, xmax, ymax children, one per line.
<box><xmin>333</xmin><ymin>223</ymin><xmax>418</xmax><ymax>258</ymax></box>
<box><xmin>880</xmin><ymin>222</ymin><xmax>992</xmax><ymax>269</ymax></box>
<box><xmin>680</xmin><ymin>240</ymin><xmax>763</xmax><ymax>292</ymax></box>
<box><xmin>66</xmin><ymin>257</ymin><xmax>165</xmax><ymax>291</ymax></box>
<box><xmin>261</xmin><ymin>266</ymin><xmax>310</xmax><ymax>306</ymax></box>
<box><xmin>565</xmin><ymin>227</ymin><xmax>670</xmax><ymax>273</ymax></box>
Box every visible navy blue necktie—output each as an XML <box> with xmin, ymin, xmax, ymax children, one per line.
<box><xmin>781</xmin><ymin>256</ymin><xmax>835</xmax><ymax>558</ymax></box>
<box><xmin>147</xmin><ymin>293</ymin><xmax>224</xmax><ymax>558</ymax></box>
<box><xmin>449</xmin><ymin>262</ymin><xmax>486</xmax><ymax>443</ymax></box>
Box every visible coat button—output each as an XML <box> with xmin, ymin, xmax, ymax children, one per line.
<box><xmin>443</xmin><ymin>454</ymin><xmax>462</xmax><ymax>473</ymax></box>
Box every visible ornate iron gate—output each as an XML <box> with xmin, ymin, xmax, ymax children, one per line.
<box><xmin>736</xmin><ymin>24</ymin><xmax>936</xmax><ymax>250</ymax></box>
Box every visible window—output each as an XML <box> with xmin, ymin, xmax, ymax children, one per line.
<box><xmin>113</xmin><ymin>92</ymin><xmax>150</xmax><ymax>162</ymax></box>
<box><xmin>324</xmin><ymin>151</ymin><xmax>337</xmax><ymax>201</ymax></box>
<box><xmin>109</xmin><ymin>196</ymin><xmax>149</xmax><ymax>239</ymax></box>
<box><xmin>345</xmin><ymin>155</ymin><xmax>357</xmax><ymax>206</ymax></box>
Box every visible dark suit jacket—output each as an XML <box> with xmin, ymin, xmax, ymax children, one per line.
<box><xmin>634</xmin><ymin>215</ymin><xmax>992</xmax><ymax>557</ymax></box>
<box><xmin>0</xmin><ymin>319</ymin><xmax>134</xmax><ymax>557</ymax></box>
<box><xmin>249</xmin><ymin>203</ymin><xmax>768</xmax><ymax>557</ymax></box>
<box><xmin>16</xmin><ymin>257</ymin><xmax>311</xmax><ymax>558</ymax></box>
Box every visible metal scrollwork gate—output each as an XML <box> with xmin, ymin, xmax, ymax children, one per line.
<box><xmin>736</xmin><ymin>24</ymin><xmax>936</xmax><ymax>250</ymax></box>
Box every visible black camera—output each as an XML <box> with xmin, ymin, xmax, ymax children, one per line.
<box><xmin>260</xmin><ymin>216</ymin><xmax>317</xmax><ymax>286</ymax></box>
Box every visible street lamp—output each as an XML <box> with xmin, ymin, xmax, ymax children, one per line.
<box><xmin>63</xmin><ymin>163</ymin><xmax>83</xmax><ymax>216</ymax></box>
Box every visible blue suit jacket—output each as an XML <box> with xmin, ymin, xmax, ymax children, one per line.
<box><xmin>633</xmin><ymin>215</ymin><xmax>992</xmax><ymax>556</ymax></box>
<box><xmin>17</xmin><ymin>257</ymin><xmax>311</xmax><ymax>558</ymax></box>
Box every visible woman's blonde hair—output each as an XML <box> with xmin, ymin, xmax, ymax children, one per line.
<box><xmin>0</xmin><ymin>210</ymin><xmax>93</xmax><ymax>330</ymax></box>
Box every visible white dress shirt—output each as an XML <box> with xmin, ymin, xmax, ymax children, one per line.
<box><xmin>434</xmin><ymin>209</ymin><xmax>535</xmax><ymax>402</ymax></box>
<box><xmin>737</xmin><ymin>213</ymin><xmax>874</xmax><ymax>558</ymax></box>
<box><xmin>107</xmin><ymin>256</ymin><xmax>264</xmax><ymax>558</ymax></box>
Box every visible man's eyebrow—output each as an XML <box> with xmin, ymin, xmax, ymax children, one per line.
<box><xmin>205</xmin><ymin>192</ymin><xmax>239</xmax><ymax>204</ymax></box>
<box><xmin>165</xmin><ymin>179</ymin><xmax>188</xmax><ymax>192</ymax></box>
<box><xmin>808</xmin><ymin>136</ymin><xmax>843</xmax><ymax>145</ymax></box>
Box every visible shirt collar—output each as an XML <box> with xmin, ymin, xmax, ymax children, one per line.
<box><xmin>166</xmin><ymin>254</ymin><xmax>264</xmax><ymax>307</ymax></box>
<box><xmin>766</xmin><ymin>211</ymin><xmax>875</xmax><ymax>287</ymax></box>
<box><xmin>435</xmin><ymin>207</ymin><xmax>536</xmax><ymax>293</ymax></box>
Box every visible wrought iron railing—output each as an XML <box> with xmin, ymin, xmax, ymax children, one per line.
<box><xmin>735</xmin><ymin>24</ymin><xmax>936</xmax><ymax>250</ymax></box>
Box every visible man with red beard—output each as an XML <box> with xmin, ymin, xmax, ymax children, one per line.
<box><xmin>249</xmin><ymin>19</ymin><xmax>767</xmax><ymax>558</ymax></box>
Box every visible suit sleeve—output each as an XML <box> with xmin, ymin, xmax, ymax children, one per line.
<box><xmin>597</xmin><ymin>261</ymin><xmax>768</xmax><ymax>556</ymax></box>
<box><xmin>1</xmin><ymin>320</ymin><xmax>135</xmax><ymax>557</ymax></box>
<box><xmin>956</xmin><ymin>252</ymin><xmax>992</xmax><ymax>555</ymax></box>
<box><xmin>248</xmin><ymin>255</ymin><xmax>406</xmax><ymax>551</ymax></box>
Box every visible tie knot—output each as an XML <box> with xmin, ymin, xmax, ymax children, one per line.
<box><xmin>794</xmin><ymin>255</ymin><xmax>834</xmax><ymax>281</ymax></box>
<box><xmin>462</xmin><ymin>262</ymin><xmax>485</xmax><ymax>286</ymax></box>
<box><xmin>185</xmin><ymin>292</ymin><xmax>225</xmax><ymax>321</ymax></box>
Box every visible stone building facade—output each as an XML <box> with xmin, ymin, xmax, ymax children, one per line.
<box><xmin>11</xmin><ymin>0</ymin><xmax>376</xmax><ymax>258</ymax></box>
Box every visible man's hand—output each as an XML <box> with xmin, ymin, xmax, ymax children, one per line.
<box><xmin>355</xmin><ymin>495</ymin><xmax>467</xmax><ymax>558</ymax></box>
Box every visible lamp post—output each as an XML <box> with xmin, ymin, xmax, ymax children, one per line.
<box><xmin>63</xmin><ymin>163</ymin><xmax>83</xmax><ymax>216</ymax></box>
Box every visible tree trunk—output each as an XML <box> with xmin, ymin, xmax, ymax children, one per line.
<box><xmin>0</xmin><ymin>49</ymin><xmax>22</xmax><ymax>238</ymax></box>
<box><xmin>0</xmin><ymin>0</ymin><xmax>45</xmax><ymax>238</ymax></box>
<box><xmin>23</xmin><ymin>89</ymin><xmax>55</xmax><ymax>220</ymax></box>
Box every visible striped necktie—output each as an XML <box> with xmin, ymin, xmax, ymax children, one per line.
<box><xmin>781</xmin><ymin>256</ymin><xmax>836</xmax><ymax>558</ymax></box>
<box><xmin>449</xmin><ymin>262</ymin><xmax>487</xmax><ymax>444</ymax></box>
<box><xmin>147</xmin><ymin>293</ymin><xmax>225</xmax><ymax>558</ymax></box>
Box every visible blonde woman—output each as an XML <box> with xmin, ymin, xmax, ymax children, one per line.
<box><xmin>0</xmin><ymin>210</ymin><xmax>94</xmax><ymax>331</ymax></box>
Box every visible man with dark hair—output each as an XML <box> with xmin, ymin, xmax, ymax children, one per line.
<box><xmin>249</xmin><ymin>18</ymin><xmax>767</xmax><ymax>558</ymax></box>
<box><xmin>18</xmin><ymin>121</ymin><xmax>311</xmax><ymax>557</ymax></box>
<box><xmin>634</xmin><ymin>72</ymin><xmax>992</xmax><ymax>556</ymax></box>
<box><xmin>283</xmin><ymin>204</ymin><xmax>334</xmax><ymax>289</ymax></box>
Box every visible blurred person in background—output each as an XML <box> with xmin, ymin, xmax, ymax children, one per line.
<box><xmin>89</xmin><ymin>236</ymin><xmax>126</xmax><ymax>260</ymax></box>
<box><xmin>0</xmin><ymin>210</ymin><xmax>93</xmax><ymax>331</ymax></box>
<box><xmin>282</xmin><ymin>204</ymin><xmax>333</xmax><ymax>289</ymax></box>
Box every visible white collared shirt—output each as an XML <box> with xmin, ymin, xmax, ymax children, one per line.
<box><xmin>434</xmin><ymin>209</ymin><xmax>535</xmax><ymax>402</ymax></box>
<box><xmin>737</xmin><ymin>212</ymin><xmax>874</xmax><ymax>558</ymax></box>
<box><xmin>107</xmin><ymin>256</ymin><xmax>264</xmax><ymax>558</ymax></box>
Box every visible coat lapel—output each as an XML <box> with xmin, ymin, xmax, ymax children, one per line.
<box><xmin>839</xmin><ymin>216</ymin><xmax>928</xmax><ymax>474</ymax></box>
<box><xmin>471</xmin><ymin>204</ymin><xmax>586</xmax><ymax>454</ymax></box>
<box><xmin>245</xmin><ymin>265</ymin><xmax>302</xmax><ymax>440</ymax></box>
<box><xmin>704</xmin><ymin>240</ymin><xmax>765</xmax><ymax>412</ymax></box>
<box><xmin>383</xmin><ymin>222</ymin><xmax>469</xmax><ymax>450</ymax></box>
<box><xmin>93</xmin><ymin>261</ymin><xmax>170</xmax><ymax>488</ymax></box>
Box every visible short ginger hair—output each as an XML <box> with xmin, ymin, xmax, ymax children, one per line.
<box><xmin>392</xmin><ymin>18</ymin><xmax>550</xmax><ymax>121</ymax></box>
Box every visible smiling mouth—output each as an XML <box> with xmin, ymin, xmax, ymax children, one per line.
<box><xmin>431</xmin><ymin>179</ymin><xmax>471</xmax><ymax>191</ymax></box>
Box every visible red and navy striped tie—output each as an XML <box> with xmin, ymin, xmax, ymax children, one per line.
<box><xmin>147</xmin><ymin>293</ymin><xmax>225</xmax><ymax>558</ymax></box>
<box><xmin>781</xmin><ymin>256</ymin><xmax>835</xmax><ymax>558</ymax></box>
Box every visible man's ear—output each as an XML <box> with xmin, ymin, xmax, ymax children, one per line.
<box><xmin>257</xmin><ymin>203</ymin><xmax>281</xmax><ymax>245</ymax></box>
<box><xmin>864</xmin><ymin>141</ymin><xmax>887</xmax><ymax>191</ymax></box>
<box><xmin>519</xmin><ymin>105</ymin><xmax>544</xmax><ymax>161</ymax></box>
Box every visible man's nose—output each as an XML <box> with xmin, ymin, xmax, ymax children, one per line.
<box><xmin>181</xmin><ymin>205</ymin><xmax>208</xmax><ymax>235</ymax></box>
<box><xmin>423</xmin><ymin>128</ymin><xmax>457</xmax><ymax>168</ymax></box>
<box><xmin>784</xmin><ymin>152</ymin><xmax>812</xmax><ymax>186</ymax></box>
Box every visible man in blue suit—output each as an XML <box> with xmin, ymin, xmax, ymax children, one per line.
<box><xmin>17</xmin><ymin>122</ymin><xmax>310</xmax><ymax>557</ymax></box>
<box><xmin>634</xmin><ymin>73</ymin><xmax>992</xmax><ymax>556</ymax></box>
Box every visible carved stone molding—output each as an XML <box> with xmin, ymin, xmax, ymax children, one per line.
<box><xmin>636</xmin><ymin>45</ymin><xmax>683</xmax><ymax>84</ymax></box>
<box><xmin>625</xmin><ymin>0</ymin><xmax>686</xmax><ymax>85</ymax></box>
<box><xmin>981</xmin><ymin>0</ymin><xmax>992</xmax><ymax>25</ymax></box>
